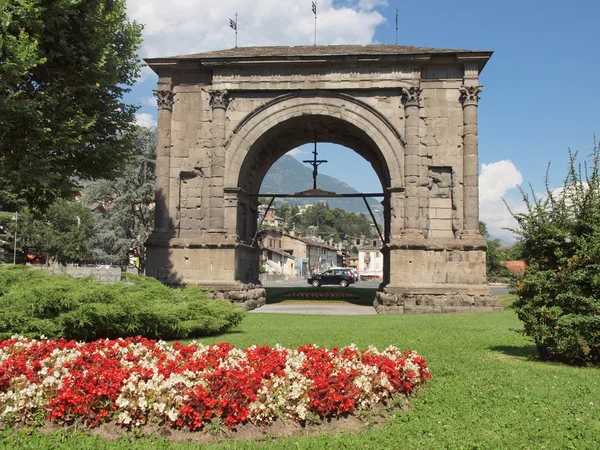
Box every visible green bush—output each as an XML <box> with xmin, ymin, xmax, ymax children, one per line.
<box><xmin>0</xmin><ymin>266</ymin><xmax>244</xmax><ymax>341</ymax></box>
<box><xmin>510</xmin><ymin>139</ymin><xmax>600</xmax><ymax>365</ymax></box>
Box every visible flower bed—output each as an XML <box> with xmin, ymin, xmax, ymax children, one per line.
<box><xmin>0</xmin><ymin>336</ymin><xmax>431</xmax><ymax>431</ymax></box>
<box><xmin>283</xmin><ymin>291</ymin><xmax>360</xmax><ymax>300</ymax></box>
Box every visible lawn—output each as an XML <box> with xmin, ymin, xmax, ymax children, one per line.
<box><xmin>2</xmin><ymin>296</ymin><xmax>599</xmax><ymax>449</ymax></box>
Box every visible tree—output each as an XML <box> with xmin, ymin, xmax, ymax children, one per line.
<box><xmin>0</xmin><ymin>212</ymin><xmax>16</xmax><ymax>263</ymax></box>
<box><xmin>83</xmin><ymin>126</ymin><xmax>156</xmax><ymax>272</ymax></box>
<box><xmin>296</xmin><ymin>203</ymin><xmax>376</xmax><ymax>240</ymax></box>
<box><xmin>479</xmin><ymin>221</ymin><xmax>511</xmax><ymax>279</ymax></box>
<box><xmin>0</xmin><ymin>0</ymin><xmax>143</xmax><ymax>210</ymax></box>
<box><xmin>497</xmin><ymin>241</ymin><xmax>524</xmax><ymax>262</ymax></box>
<box><xmin>509</xmin><ymin>138</ymin><xmax>600</xmax><ymax>365</ymax></box>
<box><xmin>18</xmin><ymin>200</ymin><xmax>95</xmax><ymax>265</ymax></box>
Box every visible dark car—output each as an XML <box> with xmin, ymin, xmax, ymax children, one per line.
<box><xmin>331</xmin><ymin>267</ymin><xmax>360</xmax><ymax>282</ymax></box>
<box><xmin>308</xmin><ymin>269</ymin><xmax>356</xmax><ymax>287</ymax></box>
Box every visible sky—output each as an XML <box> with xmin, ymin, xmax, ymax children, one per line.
<box><xmin>125</xmin><ymin>0</ymin><xmax>600</xmax><ymax>242</ymax></box>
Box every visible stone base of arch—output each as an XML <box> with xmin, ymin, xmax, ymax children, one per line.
<box><xmin>373</xmin><ymin>239</ymin><xmax>501</xmax><ymax>313</ymax></box>
<box><xmin>145</xmin><ymin>237</ymin><xmax>266</xmax><ymax>311</ymax></box>
<box><xmin>374</xmin><ymin>289</ymin><xmax>501</xmax><ymax>314</ymax></box>
<box><xmin>145</xmin><ymin>234</ymin><xmax>500</xmax><ymax>314</ymax></box>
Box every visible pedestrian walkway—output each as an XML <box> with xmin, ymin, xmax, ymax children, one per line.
<box><xmin>249</xmin><ymin>303</ymin><xmax>377</xmax><ymax>315</ymax></box>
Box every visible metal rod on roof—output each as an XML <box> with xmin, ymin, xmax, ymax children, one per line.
<box><xmin>229</xmin><ymin>13</ymin><xmax>238</xmax><ymax>48</ymax></box>
<box><xmin>395</xmin><ymin>9</ymin><xmax>399</xmax><ymax>45</ymax></box>
<box><xmin>312</xmin><ymin>1</ymin><xmax>317</xmax><ymax>45</ymax></box>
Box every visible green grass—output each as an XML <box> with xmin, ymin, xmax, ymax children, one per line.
<box><xmin>2</xmin><ymin>296</ymin><xmax>600</xmax><ymax>449</ymax></box>
<box><xmin>266</xmin><ymin>286</ymin><xmax>377</xmax><ymax>306</ymax></box>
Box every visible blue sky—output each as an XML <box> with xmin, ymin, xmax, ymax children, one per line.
<box><xmin>125</xmin><ymin>0</ymin><xmax>600</xmax><ymax>240</ymax></box>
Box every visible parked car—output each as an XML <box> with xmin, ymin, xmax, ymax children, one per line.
<box><xmin>330</xmin><ymin>267</ymin><xmax>360</xmax><ymax>282</ymax></box>
<box><xmin>308</xmin><ymin>269</ymin><xmax>356</xmax><ymax>287</ymax></box>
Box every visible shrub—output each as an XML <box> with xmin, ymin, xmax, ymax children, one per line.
<box><xmin>510</xmin><ymin>138</ymin><xmax>600</xmax><ymax>365</ymax></box>
<box><xmin>0</xmin><ymin>266</ymin><xmax>244</xmax><ymax>341</ymax></box>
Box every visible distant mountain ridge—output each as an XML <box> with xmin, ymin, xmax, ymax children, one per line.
<box><xmin>260</xmin><ymin>155</ymin><xmax>383</xmax><ymax>219</ymax></box>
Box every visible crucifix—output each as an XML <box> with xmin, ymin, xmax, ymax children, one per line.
<box><xmin>303</xmin><ymin>131</ymin><xmax>327</xmax><ymax>190</ymax></box>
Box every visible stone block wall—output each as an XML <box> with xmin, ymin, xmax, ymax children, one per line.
<box><xmin>29</xmin><ymin>265</ymin><xmax>122</xmax><ymax>282</ymax></box>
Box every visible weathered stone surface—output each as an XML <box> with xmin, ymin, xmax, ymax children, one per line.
<box><xmin>145</xmin><ymin>45</ymin><xmax>494</xmax><ymax>313</ymax></box>
<box><xmin>374</xmin><ymin>291</ymin><xmax>500</xmax><ymax>314</ymax></box>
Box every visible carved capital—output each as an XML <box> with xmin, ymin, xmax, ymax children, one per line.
<box><xmin>459</xmin><ymin>85</ymin><xmax>483</xmax><ymax>106</ymax></box>
<box><xmin>400</xmin><ymin>87</ymin><xmax>422</xmax><ymax>108</ymax></box>
<box><xmin>209</xmin><ymin>90</ymin><xmax>230</xmax><ymax>110</ymax></box>
<box><xmin>153</xmin><ymin>90</ymin><xmax>174</xmax><ymax>111</ymax></box>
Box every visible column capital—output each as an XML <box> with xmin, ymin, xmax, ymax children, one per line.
<box><xmin>153</xmin><ymin>90</ymin><xmax>175</xmax><ymax>111</ymax></box>
<box><xmin>400</xmin><ymin>87</ymin><xmax>422</xmax><ymax>108</ymax></box>
<box><xmin>209</xmin><ymin>90</ymin><xmax>230</xmax><ymax>110</ymax></box>
<box><xmin>459</xmin><ymin>85</ymin><xmax>483</xmax><ymax>106</ymax></box>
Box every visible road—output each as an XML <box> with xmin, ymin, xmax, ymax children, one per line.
<box><xmin>263</xmin><ymin>278</ymin><xmax>382</xmax><ymax>289</ymax></box>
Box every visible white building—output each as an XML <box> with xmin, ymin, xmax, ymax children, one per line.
<box><xmin>358</xmin><ymin>246</ymin><xmax>384</xmax><ymax>279</ymax></box>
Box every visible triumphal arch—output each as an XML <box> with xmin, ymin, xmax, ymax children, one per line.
<box><xmin>145</xmin><ymin>44</ymin><xmax>500</xmax><ymax>313</ymax></box>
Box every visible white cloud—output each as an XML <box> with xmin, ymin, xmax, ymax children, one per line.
<box><xmin>126</xmin><ymin>0</ymin><xmax>386</xmax><ymax>58</ymax></box>
<box><xmin>137</xmin><ymin>65</ymin><xmax>157</xmax><ymax>83</ymax></box>
<box><xmin>357</xmin><ymin>0</ymin><xmax>387</xmax><ymax>10</ymax></box>
<box><xmin>479</xmin><ymin>160</ymin><xmax>523</xmax><ymax>203</ymax></box>
<box><xmin>134</xmin><ymin>113</ymin><xmax>157</xmax><ymax>128</ymax></box>
<box><xmin>479</xmin><ymin>160</ymin><xmax>524</xmax><ymax>242</ymax></box>
<box><xmin>287</xmin><ymin>147</ymin><xmax>307</xmax><ymax>158</ymax></box>
<box><xmin>142</xmin><ymin>96</ymin><xmax>157</xmax><ymax>107</ymax></box>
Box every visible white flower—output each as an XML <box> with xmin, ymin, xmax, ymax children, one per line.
<box><xmin>167</xmin><ymin>408</ymin><xmax>179</xmax><ymax>421</ymax></box>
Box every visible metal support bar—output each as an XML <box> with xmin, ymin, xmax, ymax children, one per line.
<box><xmin>251</xmin><ymin>196</ymin><xmax>275</xmax><ymax>246</ymax></box>
<box><xmin>251</xmin><ymin>192</ymin><xmax>384</xmax><ymax>198</ymax></box>
<box><xmin>363</xmin><ymin>196</ymin><xmax>385</xmax><ymax>244</ymax></box>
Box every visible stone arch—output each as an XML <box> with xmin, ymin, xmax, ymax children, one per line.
<box><xmin>144</xmin><ymin>44</ymin><xmax>498</xmax><ymax>314</ymax></box>
<box><xmin>225</xmin><ymin>91</ymin><xmax>406</xmax><ymax>195</ymax></box>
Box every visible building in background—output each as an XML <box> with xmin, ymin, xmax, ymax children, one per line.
<box><xmin>358</xmin><ymin>239</ymin><xmax>384</xmax><ymax>279</ymax></box>
<box><xmin>257</xmin><ymin>229</ymin><xmax>345</xmax><ymax>276</ymax></box>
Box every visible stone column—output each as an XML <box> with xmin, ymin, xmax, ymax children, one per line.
<box><xmin>387</xmin><ymin>186</ymin><xmax>405</xmax><ymax>237</ymax></box>
<box><xmin>223</xmin><ymin>187</ymin><xmax>242</xmax><ymax>239</ymax></box>
<box><xmin>153</xmin><ymin>89</ymin><xmax>175</xmax><ymax>232</ymax></box>
<box><xmin>401</xmin><ymin>87</ymin><xmax>423</xmax><ymax>237</ymax></box>
<box><xmin>208</xmin><ymin>90</ymin><xmax>230</xmax><ymax>232</ymax></box>
<box><xmin>459</xmin><ymin>85</ymin><xmax>483</xmax><ymax>235</ymax></box>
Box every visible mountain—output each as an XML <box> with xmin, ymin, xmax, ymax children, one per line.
<box><xmin>260</xmin><ymin>155</ymin><xmax>384</xmax><ymax>220</ymax></box>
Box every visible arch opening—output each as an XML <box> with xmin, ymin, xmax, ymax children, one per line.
<box><xmin>256</xmin><ymin>143</ymin><xmax>388</xmax><ymax>281</ymax></box>
<box><xmin>236</xmin><ymin>114</ymin><xmax>393</xmax><ymax>196</ymax></box>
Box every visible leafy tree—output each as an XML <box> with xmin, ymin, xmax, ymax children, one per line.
<box><xmin>82</xmin><ymin>126</ymin><xmax>156</xmax><ymax>272</ymax></box>
<box><xmin>18</xmin><ymin>200</ymin><xmax>95</xmax><ymax>265</ymax></box>
<box><xmin>479</xmin><ymin>221</ymin><xmax>511</xmax><ymax>278</ymax></box>
<box><xmin>296</xmin><ymin>203</ymin><xmax>376</xmax><ymax>241</ymax></box>
<box><xmin>510</xmin><ymin>139</ymin><xmax>600</xmax><ymax>365</ymax></box>
<box><xmin>0</xmin><ymin>212</ymin><xmax>16</xmax><ymax>263</ymax></box>
<box><xmin>0</xmin><ymin>0</ymin><xmax>143</xmax><ymax>210</ymax></box>
<box><xmin>497</xmin><ymin>241</ymin><xmax>524</xmax><ymax>262</ymax></box>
